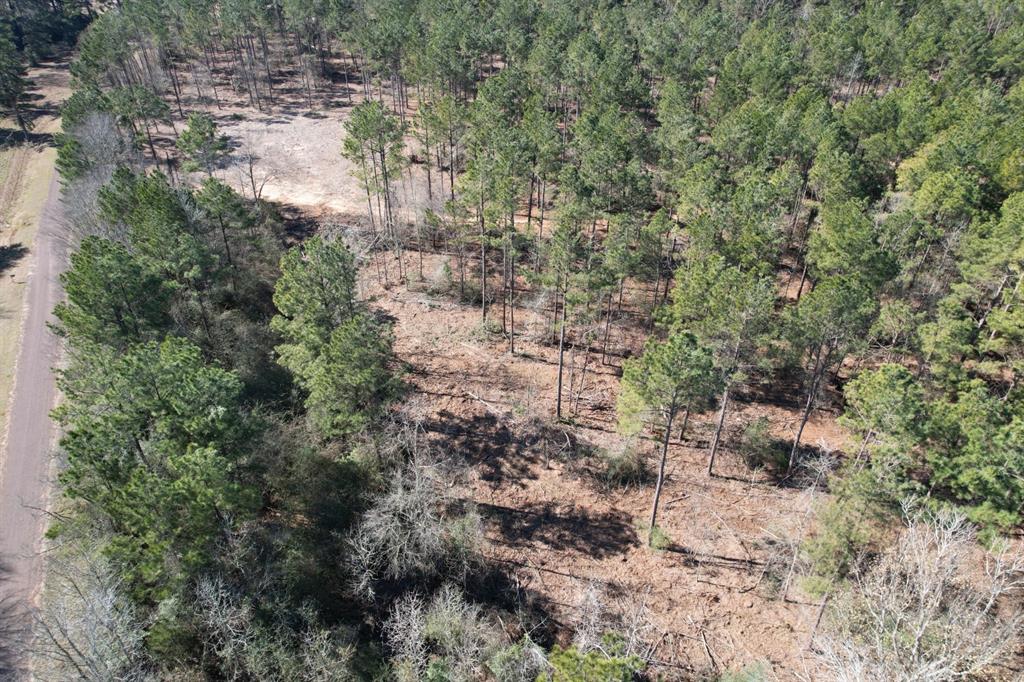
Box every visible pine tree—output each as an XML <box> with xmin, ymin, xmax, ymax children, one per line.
<box><xmin>787</xmin><ymin>275</ymin><xmax>877</xmax><ymax>473</ymax></box>
<box><xmin>54</xmin><ymin>237</ymin><xmax>172</xmax><ymax>348</ymax></box>
<box><xmin>342</xmin><ymin>99</ymin><xmax>406</xmax><ymax>238</ymax></box>
<box><xmin>667</xmin><ymin>251</ymin><xmax>775</xmax><ymax>476</ymax></box>
<box><xmin>0</xmin><ymin>25</ymin><xmax>32</xmax><ymax>139</ymax></box>
<box><xmin>55</xmin><ymin>338</ymin><xmax>256</xmax><ymax>600</ymax></box>
<box><xmin>177</xmin><ymin>112</ymin><xmax>230</xmax><ymax>175</ymax></box>
<box><xmin>272</xmin><ymin>236</ymin><xmax>398</xmax><ymax>438</ymax></box>
<box><xmin>620</xmin><ymin>328</ymin><xmax>718</xmax><ymax>545</ymax></box>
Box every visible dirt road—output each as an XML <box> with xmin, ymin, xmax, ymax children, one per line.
<box><xmin>0</xmin><ymin>62</ymin><xmax>69</xmax><ymax>678</ymax></box>
<box><xmin>0</xmin><ymin>165</ymin><xmax>64</xmax><ymax>676</ymax></box>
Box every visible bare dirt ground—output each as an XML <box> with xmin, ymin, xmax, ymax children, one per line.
<box><xmin>214</xmin><ymin>112</ymin><xmax>361</xmax><ymax>215</ymax></box>
<box><xmin>160</xmin><ymin>58</ymin><xmax>433</xmax><ymax>224</ymax></box>
<box><xmin>160</xmin><ymin>58</ymin><xmax>854</xmax><ymax>679</ymax></box>
<box><xmin>356</xmin><ymin>250</ymin><xmax>848</xmax><ymax>680</ymax></box>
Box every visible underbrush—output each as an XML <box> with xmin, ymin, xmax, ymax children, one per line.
<box><xmin>736</xmin><ymin>417</ymin><xmax>789</xmax><ymax>472</ymax></box>
<box><xmin>594</xmin><ymin>442</ymin><xmax>650</xmax><ymax>489</ymax></box>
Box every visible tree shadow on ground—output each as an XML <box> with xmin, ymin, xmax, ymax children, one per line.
<box><xmin>464</xmin><ymin>561</ymin><xmax>560</xmax><ymax>648</ymax></box>
<box><xmin>479</xmin><ymin>500</ymin><xmax>638</xmax><ymax>559</ymax></box>
<box><xmin>709</xmin><ymin>441</ymin><xmax>838</xmax><ymax>492</ymax></box>
<box><xmin>662</xmin><ymin>544</ymin><xmax>764</xmax><ymax>573</ymax></box>
<box><xmin>421</xmin><ymin>410</ymin><xmax>593</xmax><ymax>489</ymax></box>
<box><xmin>738</xmin><ymin>364</ymin><xmax>845</xmax><ymax>411</ymax></box>
<box><xmin>780</xmin><ymin>442</ymin><xmax>841</xmax><ymax>490</ymax></box>
<box><xmin>0</xmin><ymin>556</ymin><xmax>29</xmax><ymax>680</ymax></box>
<box><xmin>0</xmin><ymin>245</ymin><xmax>28</xmax><ymax>277</ymax></box>
<box><xmin>423</xmin><ymin>410</ymin><xmax>535</xmax><ymax>485</ymax></box>
<box><xmin>272</xmin><ymin>201</ymin><xmax>322</xmax><ymax>243</ymax></box>
<box><xmin>0</xmin><ymin>129</ymin><xmax>55</xmax><ymax>149</ymax></box>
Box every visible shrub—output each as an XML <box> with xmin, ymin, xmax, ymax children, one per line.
<box><xmin>349</xmin><ymin>460</ymin><xmax>484</xmax><ymax>600</ymax></box>
<box><xmin>384</xmin><ymin>585</ymin><xmax>502</xmax><ymax>682</ymax></box>
<box><xmin>189</xmin><ymin>576</ymin><xmax>357</xmax><ymax>681</ymax></box>
<box><xmin>487</xmin><ymin>636</ymin><xmax>547</xmax><ymax>682</ymax></box>
<box><xmin>737</xmin><ymin>417</ymin><xmax>787</xmax><ymax>471</ymax></box>
<box><xmin>717</xmin><ymin>662</ymin><xmax>768</xmax><ymax>681</ymax></box>
<box><xmin>543</xmin><ymin>638</ymin><xmax>643</xmax><ymax>682</ymax></box>
<box><xmin>648</xmin><ymin>525</ymin><xmax>672</xmax><ymax>551</ymax></box>
<box><xmin>597</xmin><ymin>443</ymin><xmax>649</xmax><ymax>488</ymax></box>
<box><xmin>816</xmin><ymin>509</ymin><xmax>1024</xmax><ymax>680</ymax></box>
<box><xmin>571</xmin><ymin>583</ymin><xmax>654</xmax><ymax>663</ymax></box>
<box><xmin>802</xmin><ymin>497</ymin><xmax>879</xmax><ymax>595</ymax></box>
<box><xmin>801</xmin><ymin>466</ymin><xmax>898</xmax><ymax>594</ymax></box>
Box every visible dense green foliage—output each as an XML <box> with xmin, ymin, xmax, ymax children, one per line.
<box><xmin>545</xmin><ymin>642</ymin><xmax>644</xmax><ymax>681</ymax></box>
<box><xmin>272</xmin><ymin>236</ymin><xmax>401</xmax><ymax>438</ymax></box>
<box><xmin>0</xmin><ymin>25</ymin><xmax>32</xmax><ymax>136</ymax></box>
<box><xmin>176</xmin><ymin>112</ymin><xmax>229</xmax><ymax>174</ymax></box>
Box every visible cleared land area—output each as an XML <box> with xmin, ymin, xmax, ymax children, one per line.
<box><xmin>151</xmin><ymin>65</ymin><xmax>852</xmax><ymax>675</ymax></box>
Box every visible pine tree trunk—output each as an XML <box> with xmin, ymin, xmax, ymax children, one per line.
<box><xmin>788</xmin><ymin>345</ymin><xmax>830</xmax><ymax>474</ymax></box>
<box><xmin>258</xmin><ymin>30</ymin><xmax>275</xmax><ymax>104</ymax></box>
<box><xmin>535</xmin><ymin>179</ymin><xmax>547</xmax><ymax>273</ymax></box>
<box><xmin>649</xmin><ymin>256</ymin><xmax>662</xmax><ymax>329</ymax></box>
<box><xmin>602</xmin><ymin>287</ymin><xmax>614</xmax><ymax>364</ymax></box>
<box><xmin>202</xmin><ymin>46</ymin><xmax>222</xmax><ymax>109</ymax></box>
<box><xmin>166</xmin><ymin>57</ymin><xmax>185</xmax><ymax>117</ymax></box>
<box><xmin>788</xmin><ymin>379</ymin><xmax>818</xmax><ymax>475</ymax></box>
<box><xmin>649</xmin><ymin>400</ymin><xmax>678</xmax><ymax>546</ymax></box>
<box><xmin>143</xmin><ymin>120</ymin><xmax>158</xmax><ymax>160</ymax></box>
<box><xmin>189</xmin><ymin>62</ymin><xmax>204</xmax><ymax>102</ymax></box>
<box><xmin>707</xmin><ymin>385</ymin><xmax>730</xmax><ymax>477</ymax></box>
<box><xmin>788</xmin><ymin>175</ymin><xmax>808</xmax><ymax>242</ymax></box>
<box><xmin>707</xmin><ymin>340</ymin><xmax>742</xmax><ymax>476</ymax></box>
<box><xmin>423</xmin><ymin>123</ymin><xmax>433</xmax><ymax>202</ymax></box>
<box><xmin>660</xmin><ymin>237</ymin><xmax>677</xmax><ymax>307</ymax></box>
<box><xmin>573</xmin><ymin>346</ymin><xmax>591</xmax><ymax>414</ymax></box>
<box><xmin>479</xmin><ymin>195</ymin><xmax>487</xmax><ymax>323</ymax></box>
<box><xmin>526</xmin><ymin>174</ymin><xmax>535</xmax><ymax>234</ymax></box>
<box><xmin>501</xmin><ymin>242</ymin><xmax>508</xmax><ymax>334</ymax></box>
<box><xmin>795</xmin><ymin>260</ymin><xmax>808</xmax><ymax>301</ymax></box>
<box><xmin>359</xmin><ymin>156</ymin><xmax>377</xmax><ymax>232</ymax></box>
<box><xmin>448</xmin><ymin>128</ymin><xmax>456</xmax><ymax>203</ymax></box>
<box><xmin>509</xmin><ymin>244</ymin><xmax>516</xmax><ymax>355</ymax></box>
<box><xmin>678</xmin><ymin>406</ymin><xmax>691</xmax><ymax>442</ymax></box>
<box><xmin>555</xmin><ymin>281</ymin><xmax>568</xmax><ymax>419</ymax></box>
<box><xmin>217</xmin><ymin>216</ymin><xmax>237</xmax><ymax>289</ymax></box>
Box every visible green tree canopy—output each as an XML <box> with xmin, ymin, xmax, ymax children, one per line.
<box><xmin>177</xmin><ymin>112</ymin><xmax>230</xmax><ymax>175</ymax></box>
<box><xmin>272</xmin><ymin>237</ymin><xmax>398</xmax><ymax>438</ymax></box>
<box><xmin>56</xmin><ymin>338</ymin><xmax>256</xmax><ymax>600</ymax></box>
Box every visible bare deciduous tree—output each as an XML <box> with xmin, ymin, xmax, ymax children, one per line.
<box><xmin>384</xmin><ymin>584</ymin><xmax>501</xmax><ymax>682</ymax></box>
<box><xmin>348</xmin><ymin>456</ymin><xmax>483</xmax><ymax>600</ymax></box>
<box><xmin>33</xmin><ymin>541</ymin><xmax>149</xmax><ymax>681</ymax></box>
<box><xmin>815</xmin><ymin>507</ymin><xmax>1024</xmax><ymax>681</ymax></box>
<box><xmin>573</xmin><ymin>583</ymin><xmax>657</xmax><ymax>663</ymax></box>
<box><xmin>230</xmin><ymin>131</ymin><xmax>275</xmax><ymax>207</ymax></box>
<box><xmin>193</xmin><ymin>574</ymin><xmax>356</xmax><ymax>681</ymax></box>
<box><xmin>61</xmin><ymin>112</ymin><xmax>142</xmax><ymax>243</ymax></box>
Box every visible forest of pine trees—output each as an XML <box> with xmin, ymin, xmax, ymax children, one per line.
<box><xmin>3</xmin><ymin>0</ymin><xmax>1024</xmax><ymax>679</ymax></box>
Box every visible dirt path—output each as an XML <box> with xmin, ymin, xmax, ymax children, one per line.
<box><xmin>0</xmin><ymin>62</ymin><xmax>69</xmax><ymax>678</ymax></box>
<box><xmin>0</xmin><ymin>166</ymin><xmax>63</xmax><ymax>611</ymax></box>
